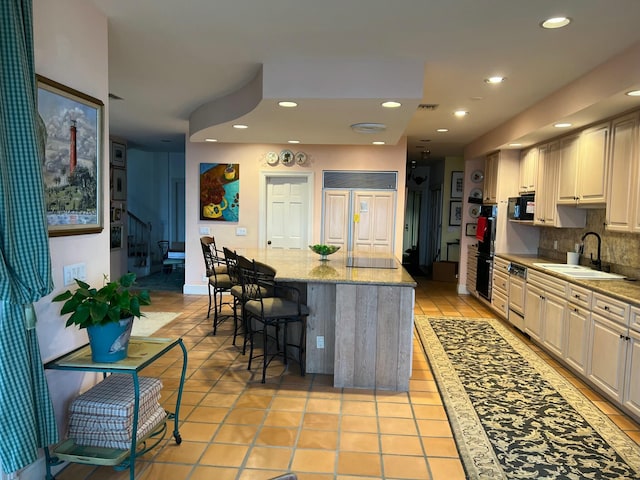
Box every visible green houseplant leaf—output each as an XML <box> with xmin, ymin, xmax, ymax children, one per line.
<box><xmin>53</xmin><ymin>273</ymin><xmax>151</xmax><ymax>329</ymax></box>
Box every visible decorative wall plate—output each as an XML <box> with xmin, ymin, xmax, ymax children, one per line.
<box><xmin>470</xmin><ymin>170</ymin><xmax>484</xmax><ymax>183</ymax></box>
<box><xmin>470</xmin><ymin>187</ymin><xmax>483</xmax><ymax>199</ymax></box>
<box><xmin>295</xmin><ymin>151</ymin><xmax>307</xmax><ymax>165</ymax></box>
<box><xmin>266</xmin><ymin>151</ymin><xmax>279</xmax><ymax>165</ymax></box>
<box><xmin>469</xmin><ymin>205</ymin><xmax>481</xmax><ymax>218</ymax></box>
<box><xmin>280</xmin><ymin>149</ymin><xmax>294</xmax><ymax>165</ymax></box>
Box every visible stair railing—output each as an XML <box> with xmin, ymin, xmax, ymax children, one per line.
<box><xmin>127</xmin><ymin>210</ymin><xmax>151</xmax><ymax>267</ymax></box>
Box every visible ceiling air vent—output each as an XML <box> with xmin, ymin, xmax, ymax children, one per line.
<box><xmin>417</xmin><ymin>104</ymin><xmax>439</xmax><ymax>111</ymax></box>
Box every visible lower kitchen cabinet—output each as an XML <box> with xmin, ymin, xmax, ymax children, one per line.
<box><xmin>564</xmin><ymin>303</ymin><xmax>590</xmax><ymax>375</ymax></box>
<box><xmin>524</xmin><ymin>270</ymin><xmax>566</xmax><ymax>351</ymax></box>
<box><xmin>624</xmin><ymin>328</ymin><xmax>640</xmax><ymax>418</ymax></box>
<box><xmin>541</xmin><ymin>292</ymin><xmax>566</xmax><ymax>358</ymax></box>
<box><xmin>525</xmin><ymin>283</ymin><xmax>544</xmax><ymax>342</ymax></box>
<box><xmin>587</xmin><ymin>313</ymin><xmax>628</xmax><ymax>402</ymax></box>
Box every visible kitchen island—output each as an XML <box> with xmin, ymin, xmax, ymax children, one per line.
<box><xmin>239</xmin><ymin>248</ymin><xmax>416</xmax><ymax>391</ymax></box>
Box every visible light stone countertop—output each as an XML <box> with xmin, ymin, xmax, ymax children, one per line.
<box><xmin>497</xmin><ymin>253</ymin><xmax>640</xmax><ymax>308</ymax></box>
<box><xmin>235</xmin><ymin>248</ymin><xmax>416</xmax><ymax>287</ymax></box>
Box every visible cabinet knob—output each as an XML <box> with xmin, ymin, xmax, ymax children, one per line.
<box><xmin>604</xmin><ymin>305</ymin><xmax>610</xmax><ymax>311</ymax></box>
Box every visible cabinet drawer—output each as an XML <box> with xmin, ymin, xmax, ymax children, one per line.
<box><xmin>494</xmin><ymin>257</ymin><xmax>510</xmax><ymax>275</ymax></box>
<box><xmin>492</xmin><ymin>270</ymin><xmax>509</xmax><ymax>295</ymax></box>
<box><xmin>527</xmin><ymin>269</ymin><xmax>567</xmax><ymax>295</ymax></box>
<box><xmin>592</xmin><ymin>293</ymin><xmax>630</xmax><ymax>326</ymax></box>
<box><xmin>492</xmin><ymin>289</ymin><xmax>508</xmax><ymax>318</ymax></box>
<box><xmin>566</xmin><ymin>283</ymin><xmax>592</xmax><ymax>309</ymax></box>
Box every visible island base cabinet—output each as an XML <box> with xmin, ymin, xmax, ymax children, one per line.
<box><xmin>587</xmin><ymin>314</ymin><xmax>627</xmax><ymax>402</ymax></box>
<box><xmin>623</xmin><ymin>329</ymin><xmax>640</xmax><ymax>418</ymax></box>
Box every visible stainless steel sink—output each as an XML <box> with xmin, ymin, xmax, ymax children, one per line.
<box><xmin>533</xmin><ymin>263</ymin><xmax>625</xmax><ymax>280</ymax></box>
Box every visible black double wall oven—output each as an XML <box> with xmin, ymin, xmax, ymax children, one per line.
<box><xmin>475</xmin><ymin>205</ymin><xmax>497</xmax><ymax>300</ymax></box>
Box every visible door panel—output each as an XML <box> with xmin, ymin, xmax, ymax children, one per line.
<box><xmin>266</xmin><ymin>176</ymin><xmax>308</xmax><ymax>249</ymax></box>
<box><xmin>323</xmin><ymin>190</ymin><xmax>350</xmax><ymax>249</ymax></box>
<box><xmin>353</xmin><ymin>191</ymin><xmax>394</xmax><ymax>253</ymax></box>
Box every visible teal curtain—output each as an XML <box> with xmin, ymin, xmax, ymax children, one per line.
<box><xmin>0</xmin><ymin>0</ymin><xmax>58</xmax><ymax>473</ymax></box>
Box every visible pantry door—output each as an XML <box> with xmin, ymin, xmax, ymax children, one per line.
<box><xmin>323</xmin><ymin>189</ymin><xmax>395</xmax><ymax>253</ymax></box>
<box><xmin>262</xmin><ymin>173</ymin><xmax>313</xmax><ymax>249</ymax></box>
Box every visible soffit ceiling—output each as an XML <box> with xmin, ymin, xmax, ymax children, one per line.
<box><xmin>91</xmin><ymin>0</ymin><xmax>640</xmax><ymax>163</ymax></box>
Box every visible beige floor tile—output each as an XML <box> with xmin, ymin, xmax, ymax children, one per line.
<box><xmin>136</xmin><ymin>463</ymin><xmax>193</xmax><ymax>480</ymax></box>
<box><xmin>291</xmin><ymin>449</ymin><xmax>336</xmax><ymax>473</ymax></box>
<box><xmin>416</xmin><ymin>419</ymin><xmax>453</xmax><ymax>437</ymax></box>
<box><xmin>225</xmin><ymin>407</ymin><xmax>267</xmax><ymax>425</ymax></box>
<box><xmin>378</xmin><ymin>417</ymin><xmax>418</xmax><ymax>435</ymax></box>
<box><xmin>380</xmin><ymin>434</ymin><xmax>424</xmax><ymax>455</ymax></box>
<box><xmin>341</xmin><ymin>400</ymin><xmax>377</xmax><ymax>416</ymax></box>
<box><xmin>177</xmin><ymin>421</ymin><xmax>219</xmax><ymax>442</ymax></box>
<box><xmin>382</xmin><ymin>454</ymin><xmax>430</xmax><ymax>479</ymax></box>
<box><xmin>256</xmin><ymin>426</ymin><xmax>299</xmax><ymax>447</ymax></box>
<box><xmin>306</xmin><ymin>397</ymin><xmax>341</xmax><ymax>413</ymax></box>
<box><xmin>409</xmin><ymin>391</ymin><xmax>443</xmax><ymax>405</ymax></box>
<box><xmin>428</xmin><ymin>457</ymin><xmax>466</xmax><ymax>480</ymax></box>
<box><xmin>245</xmin><ymin>446</ymin><xmax>293</xmax><ymax>470</ymax></box>
<box><xmin>340</xmin><ymin>415</ymin><xmax>379</xmax><ymax>433</ymax></box>
<box><xmin>264</xmin><ymin>410</ymin><xmax>304</xmax><ymax>427</ymax></box>
<box><xmin>189</xmin><ymin>466</ymin><xmax>239</xmax><ymax>480</ymax></box>
<box><xmin>376</xmin><ymin>402</ymin><xmax>413</xmax><ymax>418</ymax></box>
<box><xmin>214</xmin><ymin>424</ymin><xmax>259</xmax><ymax>444</ymax></box>
<box><xmin>412</xmin><ymin>404</ymin><xmax>448</xmax><ymax>420</ymax></box>
<box><xmin>270</xmin><ymin>396</ymin><xmax>308</xmax><ymax>411</ymax></box>
<box><xmin>336</xmin><ymin>451</ymin><xmax>382</xmax><ymax>476</ymax></box>
<box><xmin>297</xmin><ymin>429</ymin><xmax>338</xmax><ymax>449</ymax></box>
<box><xmin>235</xmin><ymin>393</ymin><xmax>274</xmax><ymax>409</ymax></box>
<box><xmin>186</xmin><ymin>405</ymin><xmax>230</xmax><ymax>423</ymax></box>
<box><xmin>199</xmin><ymin>443</ymin><xmax>249</xmax><ymax>467</ymax></box>
<box><xmin>339</xmin><ymin>431</ymin><xmax>380</xmax><ymax>452</ymax></box>
<box><xmin>421</xmin><ymin>436</ymin><xmax>459</xmax><ymax>457</ymax></box>
<box><xmin>302</xmin><ymin>412</ymin><xmax>340</xmax><ymax>430</ymax></box>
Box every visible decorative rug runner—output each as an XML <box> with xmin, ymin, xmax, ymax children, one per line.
<box><xmin>415</xmin><ymin>316</ymin><xmax>640</xmax><ymax>479</ymax></box>
<box><xmin>131</xmin><ymin>312</ymin><xmax>179</xmax><ymax>337</ymax></box>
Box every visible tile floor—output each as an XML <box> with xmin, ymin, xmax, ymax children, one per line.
<box><xmin>55</xmin><ymin>278</ymin><xmax>640</xmax><ymax>480</ymax></box>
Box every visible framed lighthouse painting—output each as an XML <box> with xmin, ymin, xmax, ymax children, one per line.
<box><xmin>37</xmin><ymin>75</ymin><xmax>104</xmax><ymax>236</ymax></box>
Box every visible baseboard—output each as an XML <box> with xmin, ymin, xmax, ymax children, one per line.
<box><xmin>457</xmin><ymin>283</ymin><xmax>469</xmax><ymax>295</ymax></box>
<box><xmin>183</xmin><ymin>284</ymin><xmax>208</xmax><ymax>295</ymax></box>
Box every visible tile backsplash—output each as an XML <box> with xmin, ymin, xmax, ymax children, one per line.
<box><xmin>538</xmin><ymin>209</ymin><xmax>640</xmax><ymax>279</ymax></box>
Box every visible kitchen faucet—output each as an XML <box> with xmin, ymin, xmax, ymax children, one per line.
<box><xmin>580</xmin><ymin>231</ymin><xmax>602</xmax><ymax>270</ymax></box>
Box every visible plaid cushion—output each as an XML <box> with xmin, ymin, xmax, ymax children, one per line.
<box><xmin>69</xmin><ymin>375</ymin><xmax>162</xmax><ymax>419</ymax></box>
<box><xmin>71</xmin><ymin>405</ymin><xmax>166</xmax><ymax>449</ymax></box>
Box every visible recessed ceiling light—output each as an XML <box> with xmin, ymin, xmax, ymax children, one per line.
<box><xmin>541</xmin><ymin>17</ymin><xmax>571</xmax><ymax>29</ymax></box>
<box><xmin>372</xmin><ymin>141</ymin><xmax>385</xmax><ymax>145</ymax></box>
<box><xmin>436</xmin><ymin>128</ymin><xmax>449</xmax><ymax>133</ymax></box>
<box><xmin>485</xmin><ymin>76</ymin><xmax>506</xmax><ymax>84</ymax></box>
<box><xmin>205</xmin><ymin>138</ymin><xmax>218</xmax><ymax>142</ymax></box>
<box><xmin>626</xmin><ymin>90</ymin><xmax>640</xmax><ymax>97</ymax></box>
<box><xmin>288</xmin><ymin>140</ymin><xmax>300</xmax><ymax>144</ymax></box>
<box><xmin>554</xmin><ymin>122</ymin><xmax>572</xmax><ymax>128</ymax></box>
<box><xmin>381</xmin><ymin>101</ymin><xmax>401</xmax><ymax>108</ymax></box>
<box><xmin>509</xmin><ymin>143</ymin><xmax>522</xmax><ymax>147</ymax></box>
<box><xmin>233</xmin><ymin>124</ymin><xmax>248</xmax><ymax>129</ymax></box>
<box><xmin>278</xmin><ymin>101</ymin><xmax>298</xmax><ymax>108</ymax></box>
<box><xmin>453</xmin><ymin>110</ymin><xmax>468</xmax><ymax>117</ymax></box>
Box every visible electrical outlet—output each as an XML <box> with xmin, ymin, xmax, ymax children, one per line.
<box><xmin>199</xmin><ymin>227</ymin><xmax>211</xmax><ymax>235</ymax></box>
<box><xmin>236</xmin><ymin>227</ymin><xmax>247</xmax><ymax>236</ymax></box>
<box><xmin>316</xmin><ymin>336</ymin><xmax>325</xmax><ymax>349</ymax></box>
<box><xmin>63</xmin><ymin>263</ymin><xmax>86</xmax><ymax>286</ymax></box>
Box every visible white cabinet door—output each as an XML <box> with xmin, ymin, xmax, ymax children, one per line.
<box><xmin>518</xmin><ymin>148</ymin><xmax>538</xmax><ymax>194</ymax></box>
<box><xmin>577</xmin><ymin>122</ymin><xmax>610</xmax><ymax>205</ymax></box>
<box><xmin>484</xmin><ymin>152</ymin><xmax>498</xmax><ymax>204</ymax></box>
<box><xmin>541</xmin><ymin>293</ymin><xmax>566</xmax><ymax>358</ymax></box>
<box><xmin>564</xmin><ymin>303</ymin><xmax>590</xmax><ymax>375</ymax></box>
<box><xmin>588</xmin><ymin>313</ymin><xmax>627</xmax><ymax>402</ymax></box>
<box><xmin>323</xmin><ymin>190</ymin><xmax>350</xmax><ymax>250</ymax></box>
<box><xmin>557</xmin><ymin>135</ymin><xmax>580</xmax><ymax>205</ymax></box>
<box><xmin>606</xmin><ymin>112</ymin><xmax>639</xmax><ymax>232</ymax></box>
<box><xmin>623</xmin><ymin>328</ymin><xmax>640</xmax><ymax>418</ymax></box>
<box><xmin>353</xmin><ymin>191</ymin><xmax>395</xmax><ymax>254</ymax></box>
<box><xmin>525</xmin><ymin>283</ymin><xmax>544</xmax><ymax>342</ymax></box>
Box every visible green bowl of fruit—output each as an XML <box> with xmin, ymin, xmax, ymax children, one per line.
<box><xmin>309</xmin><ymin>244</ymin><xmax>341</xmax><ymax>260</ymax></box>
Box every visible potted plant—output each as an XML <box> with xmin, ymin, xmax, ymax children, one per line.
<box><xmin>53</xmin><ymin>272</ymin><xmax>151</xmax><ymax>363</ymax></box>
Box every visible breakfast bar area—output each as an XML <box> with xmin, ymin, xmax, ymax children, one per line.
<box><xmin>239</xmin><ymin>249</ymin><xmax>417</xmax><ymax>391</ymax></box>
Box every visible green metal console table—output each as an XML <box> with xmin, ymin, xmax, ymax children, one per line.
<box><xmin>43</xmin><ymin>337</ymin><xmax>188</xmax><ymax>480</ymax></box>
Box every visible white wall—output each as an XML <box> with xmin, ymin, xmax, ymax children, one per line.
<box><xmin>183</xmin><ymin>141</ymin><xmax>407</xmax><ymax>294</ymax></box>
<box><xmin>27</xmin><ymin>1</ymin><xmax>110</xmax><ymax>478</ymax></box>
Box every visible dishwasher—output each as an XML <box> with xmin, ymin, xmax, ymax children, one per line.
<box><xmin>507</xmin><ymin>262</ymin><xmax>527</xmax><ymax>332</ymax></box>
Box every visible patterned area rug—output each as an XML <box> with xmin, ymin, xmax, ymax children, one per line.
<box><xmin>415</xmin><ymin>316</ymin><xmax>640</xmax><ymax>480</ymax></box>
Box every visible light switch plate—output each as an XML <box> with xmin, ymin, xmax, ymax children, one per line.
<box><xmin>63</xmin><ymin>263</ymin><xmax>86</xmax><ymax>286</ymax></box>
<box><xmin>236</xmin><ymin>227</ymin><xmax>247</xmax><ymax>236</ymax></box>
<box><xmin>316</xmin><ymin>336</ymin><xmax>325</xmax><ymax>349</ymax></box>
<box><xmin>199</xmin><ymin>227</ymin><xmax>211</xmax><ymax>235</ymax></box>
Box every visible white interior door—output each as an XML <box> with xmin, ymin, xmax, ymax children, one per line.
<box><xmin>266</xmin><ymin>176</ymin><xmax>308</xmax><ymax>249</ymax></box>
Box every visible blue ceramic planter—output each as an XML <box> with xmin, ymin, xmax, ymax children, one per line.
<box><xmin>87</xmin><ymin>317</ymin><xmax>133</xmax><ymax>363</ymax></box>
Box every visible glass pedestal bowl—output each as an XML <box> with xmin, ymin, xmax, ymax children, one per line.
<box><xmin>309</xmin><ymin>244</ymin><xmax>340</xmax><ymax>261</ymax></box>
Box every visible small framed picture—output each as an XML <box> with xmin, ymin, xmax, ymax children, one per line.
<box><xmin>451</xmin><ymin>171</ymin><xmax>464</xmax><ymax>198</ymax></box>
<box><xmin>449</xmin><ymin>201</ymin><xmax>462</xmax><ymax>226</ymax></box>
<box><xmin>111</xmin><ymin>141</ymin><xmax>126</xmax><ymax>168</ymax></box>
<box><xmin>465</xmin><ymin>223</ymin><xmax>478</xmax><ymax>237</ymax></box>
<box><xmin>111</xmin><ymin>167</ymin><xmax>127</xmax><ymax>201</ymax></box>
<box><xmin>111</xmin><ymin>203</ymin><xmax>123</xmax><ymax>223</ymax></box>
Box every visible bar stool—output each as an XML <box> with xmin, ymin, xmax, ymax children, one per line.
<box><xmin>240</xmin><ymin>258</ymin><xmax>308</xmax><ymax>383</ymax></box>
<box><xmin>199</xmin><ymin>236</ymin><xmax>232</xmax><ymax>335</ymax></box>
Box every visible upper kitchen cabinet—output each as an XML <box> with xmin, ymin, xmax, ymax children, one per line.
<box><xmin>535</xmin><ymin>141</ymin><xmax>586</xmax><ymax>228</ymax></box>
<box><xmin>576</xmin><ymin>122</ymin><xmax>610</xmax><ymax>205</ymax></box>
<box><xmin>518</xmin><ymin>147</ymin><xmax>538</xmax><ymax>194</ymax></box>
<box><xmin>606</xmin><ymin>111</ymin><xmax>639</xmax><ymax>232</ymax></box>
<box><xmin>483</xmin><ymin>152</ymin><xmax>499</xmax><ymax>204</ymax></box>
<box><xmin>556</xmin><ymin>124</ymin><xmax>610</xmax><ymax>206</ymax></box>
